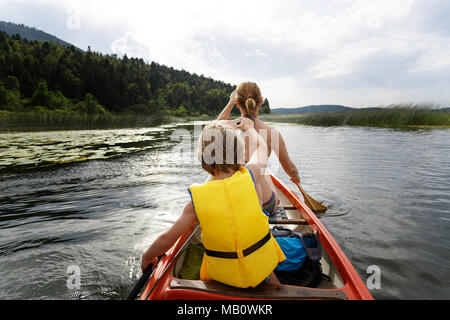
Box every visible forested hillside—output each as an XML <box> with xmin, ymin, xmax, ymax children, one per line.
<box><xmin>0</xmin><ymin>30</ymin><xmax>271</xmax><ymax>119</ymax></box>
<box><xmin>0</xmin><ymin>21</ymin><xmax>78</xmax><ymax>49</ymax></box>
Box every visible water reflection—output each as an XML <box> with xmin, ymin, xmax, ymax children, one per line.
<box><xmin>0</xmin><ymin>123</ymin><xmax>449</xmax><ymax>300</ymax></box>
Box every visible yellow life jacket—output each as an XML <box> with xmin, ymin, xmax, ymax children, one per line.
<box><xmin>188</xmin><ymin>167</ymin><xmax>286</xmax><ymax>288</ymax></box>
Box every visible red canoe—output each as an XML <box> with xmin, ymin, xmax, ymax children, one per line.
<box><xmin>139</xmin><ymin>175</ymin><xmax>374</xmax><ymax>300</ymax></box>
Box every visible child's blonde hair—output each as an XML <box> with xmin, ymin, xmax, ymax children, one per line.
<box><xmin>197</xmin><ymin>121</ymin><xmax>245</xmax><ymax>176</ymax></box>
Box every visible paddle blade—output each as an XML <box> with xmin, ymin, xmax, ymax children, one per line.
<box><xmin>294</xmin><ymin>181</ymin><xmax>327</xmax><ymax>214</ymax></box>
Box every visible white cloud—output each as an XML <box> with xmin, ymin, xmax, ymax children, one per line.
<box><xmin>409</xmin><ymin>35</ymin><xmax>450</xmax><ymax>73</ymax></box>
<box><xmin>244</xmin><ymin>49</ymin><xmax>268</xmax><ymax>57</ymax></box>
<box><xmin>111</xmin><ymin>32</ymin><xmax>150</xmax><ymax>60</ymax></box>
<box><xmin>2</xmin><ymin>0</ymin><xmax>450</xmax><ymax>107</ymax></box>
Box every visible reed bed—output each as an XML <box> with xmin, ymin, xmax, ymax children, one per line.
<box><xmin>2</xmin><ymin>105</ymin><xmax>449</xmax><ymax>132</ymax></box>
<box><xmin>260</xmin><ymin>105</ymin><xmax>450</xmax><ymax>128</ymax></box>
<box><xmin>0</xmin><ymin>111</ymin><xmax>167</xmax><ymax>132</ymax></box>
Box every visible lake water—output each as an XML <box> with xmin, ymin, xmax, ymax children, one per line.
<box><xmin>0</xmin><ymin>123</ymin><xmax>449</xmax><ymax>300</ymax></box>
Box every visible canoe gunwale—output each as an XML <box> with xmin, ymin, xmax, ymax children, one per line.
<box><xmin>270</xmin><ymin>175</ymin><xmax>373</xmax><ymax>300</ymax></box>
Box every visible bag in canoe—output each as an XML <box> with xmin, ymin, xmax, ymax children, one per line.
<box><xmin>271</xmin><ymin>226</ymin><xmax>330</xmax><ymax>288</ymax></box>
<box><xmin>177</xmin><ymin>244</ymin><xmax>205</xmax><ymax>280</ymax></box>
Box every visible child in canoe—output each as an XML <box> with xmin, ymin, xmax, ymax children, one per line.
<box><xmin>141</xmin><ymin>119</ymin><xmax>286</xmax><ymax>288</ymax></box>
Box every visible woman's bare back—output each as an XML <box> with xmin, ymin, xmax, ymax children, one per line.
<box><xmin>254</xmin><ymin>119</ymin><xmax>300</xmax><ymax>182</ymax></box>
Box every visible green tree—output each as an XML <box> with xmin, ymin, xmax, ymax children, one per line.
<box><xmin>83</xmin><ymin>93</ymin><xmax>108</xmax><ymax>115</ymax></box>
<box><xmin>48</xmin><ymin>90</ymin><xmax>71</xmax><ymax>110</ymax></box>
<box><xmin>260</xmin><ymin>98</ymin><xmax>271</xmax><ymax>114</ymax></box>
<box><xmin>0</xmin><ymin>30</ymin><xmax>238</xmax><ymax>116</ymax></box>
<box><xmin>156</xmin><ymin>95</ymin><xmax>170</xmax><ymax>115</ymax></box>
<box><xmin>174</xmin><ymin>105</ymin><xmax>188</xmax><ymax>117</ymax></box>
<box><xmin>126</xmin><ymin>82</ymin><xmax>141</xmax><ymax>105</ymax></box>
<box><xmin>205</xmin><ymin>88</ymin><xmax>228</xmax><ymax>115</ymax></box>
<box><xmin>0</xmin><ymin>84</ymin><xmax>7</xmax><ymax>108</ymax></box>
<box><xmin>147</xmin><ymin>95</ymin><xmax>171</xmax><ymax>117</ymax></box>
<box><xmin>30</xmin><ymin>79</ymin><xmax>51</xmax><ymax>107</ymax></box>
<box><xmin>4</xmin><ymin>76</ymin><xmax>20</xmax><ymax>92</ymax></box>
<box><xmin>0</xmin><ymin>82</ymin><xmax>21</xmax><ymax>111</ymax></box>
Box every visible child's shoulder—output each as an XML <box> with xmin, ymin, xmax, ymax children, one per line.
<box><xmin>244</xmin><ymin>164</ymin><xmax>262</xmax><ymax>181</ymax></box>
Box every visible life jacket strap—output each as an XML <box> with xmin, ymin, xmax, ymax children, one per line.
<box><xmin>204</xmin><ymin>231</ymin><xmax>272</xmax><ymax>259</ymax></box>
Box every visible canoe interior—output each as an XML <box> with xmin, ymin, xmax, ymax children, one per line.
<box><xmin>171</xmin><ymin>185</ymin><xmax>345</xmax><ymax>295</ymax></box>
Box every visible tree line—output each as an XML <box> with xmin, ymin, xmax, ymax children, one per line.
<box><xmin>0</xmin><ymin>31</ymin><xmax>271</xmax><ymax>118</ymax></box>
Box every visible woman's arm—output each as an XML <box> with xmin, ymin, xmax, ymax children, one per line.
<box><xmin>217</xmin><ymin>90</ymin><xmax>237</xmax><ymax>120</ymax></box>
<box><xmin>272</xmin><ymin>130</ymin><xmax>301</xmax><ymax>183</ymax></box>
<box><xmin>141</xmin><ymin>201</ymin><xmax>197</xmax><ymax>272</ymax></box>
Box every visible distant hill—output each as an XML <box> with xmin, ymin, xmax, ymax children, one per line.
<box><xmin>272</xmin><ymin>105</ymin><xmax>353</xmax><ymax>114</ymax></box>
<box><xmin>0</xmin><ymin>21</ymin><xmax>81</xmax><ymax>50</ymax></box>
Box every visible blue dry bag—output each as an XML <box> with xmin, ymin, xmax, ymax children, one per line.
<box><xmin>271</xmin><ymin>227</ymin><xmax>328</xmax><ymax>288</ymax></box>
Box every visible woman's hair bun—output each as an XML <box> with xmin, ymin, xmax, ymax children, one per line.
<box><xmin>246</xmin><ymin>97</ymin><xmax>256</xmax><ymax>105</ymax></box>
<box><xmin>237</xmin><ymin>82</ymin><xmax>263</xmax><ymax>119</ymax></box>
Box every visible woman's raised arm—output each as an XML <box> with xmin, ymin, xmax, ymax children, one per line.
<box><xmin>217</xmin><ymin>90</ymin><xmax>237</xmax><ymax>120</ymax></box>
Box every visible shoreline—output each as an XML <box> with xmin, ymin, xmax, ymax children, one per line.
<box><xmin>259</xmin><ymin>108</ymin><xmax>450</xmax><ymax>129</ymax></box>
<box><xmin>1</xmin><ymin>110</ymin><xmax>449</xmax><ymax>133</ymax></box>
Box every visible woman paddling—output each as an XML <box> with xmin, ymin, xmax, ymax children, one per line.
<box><xmin>218</xmin><ymin>82</ymin><xmax>301</xmax><ymax>216</ymax></box>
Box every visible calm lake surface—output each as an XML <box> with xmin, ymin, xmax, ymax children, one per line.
<box><xmin>0</xmin><ymin>123</ymin><xmax>449</xmax><ymax>300</ymax></box>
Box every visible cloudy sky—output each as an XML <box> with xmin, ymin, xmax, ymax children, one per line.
<box><xmin>1</xmin><ymin>0</ymin><xmax>450</xmax><ymax>108</ymax></box>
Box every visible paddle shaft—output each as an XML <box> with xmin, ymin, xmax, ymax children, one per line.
<box><xmin>127</xmin><ymin>265</ymin><xmax>154</xmax><ymax>300</ymax></box>
<box><xmin>127</xmin><ymin>254</ymin><xmax>165</xmax><ymax>300</ymax></box>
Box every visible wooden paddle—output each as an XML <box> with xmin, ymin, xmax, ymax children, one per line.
<box><xmin>290</xmin><ymin>179</ymin><xmax>327</xmax><ymax>214</ymax></box>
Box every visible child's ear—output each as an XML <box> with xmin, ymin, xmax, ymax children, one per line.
<box><xmin>211</xmin><ymin>164</ymin><xmax>217</xmax><ymax>176</ymax></box>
